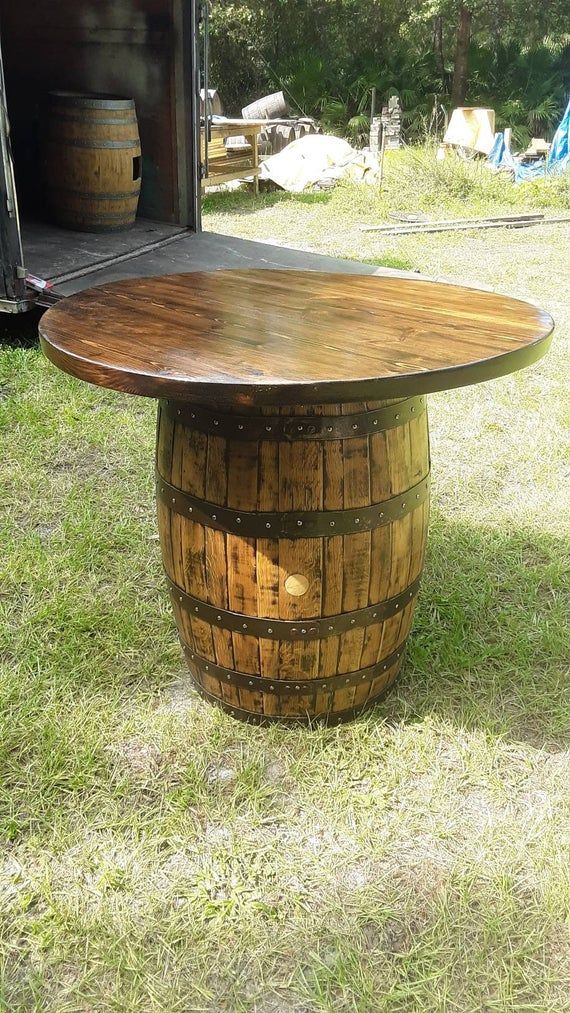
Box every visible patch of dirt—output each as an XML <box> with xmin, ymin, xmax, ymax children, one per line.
<box><xmin>108</xmin><ymin>737</ymin><xmax>162</xmax><ymax>777</ymax></box>
<box><xmin>159</xmin><ymin>674</ymin><xmax>201</xmax><ymax>715</ymax></box>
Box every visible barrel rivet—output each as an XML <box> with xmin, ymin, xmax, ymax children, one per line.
<box><xmin>270</xmin><ymin>685</ymin><xmax>275</xmax><ymax>691</ymax></box>
<box><xmin>177</xmin><ymin>409</ymin><xmax>181</xmax><ymax>415</ymax></box>
<box><xmin>346</xmin><ymin>678</ymin><xmax>350</xmax><ymax>684</ymax></box>
<box><xmin>373</xmin><ymin>420</ymin><xmax>378</xmax><ymax>426</ymax></box>
<box><xmin>373</xmin><ymin>612</ymin><xmax>377</xmax><ymax>618</ymax></box>
<box><xmin>191</xmin><ymin>412</ymin><xmax>195</xmax><ymax>419</ymax></box>
<box><xmin>291</xmin><ymin>628</ymin><xmax>297</xmax><ymax>634</ymax></box>
<box><xmin>238</xmin><ymin>424</ymin><xmax>244</xmax><ymax>430</ymax></box>
<box><xmin>329</xmin><ymin>626</ymin><xmax>334</xmax><ymax>631</ymax></box>
<box><xmin>383</xmin><ymin>664</ymin><xmax>387</xmax><ymax>670</ymax></box>
<box><xmin>267</xmin><ymin>628</ymin><xmax>273</xmax><ymax>634</ymax></box>
<box><xmin>226</xmin><ymin>673</ymin><xmax>231</xmax><ymax>679</ymax></box>
<box><xmin>297</xmin><ymin>520</ymin><xmax>303</xmax><ymax>527</ymax></box>
<box><xmin>350</xmin><ymin>619</ymin><xmax>356</xmax><ymax>625</ymax></box>
<box><xmin>190</xmin><ymin>652</ymin><xmax>194</xmax><ymax>659</ymax></box>
<box><xmin>379</xmin><ymin>511</ymin><xmax>384</xmax><ymax>517</ymax></box>
<box><xmin>395</xmin><ymin>604</ymin><xmax>400</xmax><ymax>609</ymax></box>
<box><xmin>301</xmin><ymin>629</ymin><xmax>307</xmax><ymax>634</ymax></box>
<box><xmin>236</xmin><ymin>517</ymin><xmax>241</xmax><ymax>523</ymax></box>
<box><xmin>352</xmin><ymin>424</ymin><xmax>358</xmax><ymax>430</ymax></box>
<box><xmin>188</xmin><ymin>506</ymin><xmax>193</xmax><ymax>513</ymax></box>
<box><xmin>297</xmin><ymin>425</ymin><xmax>303</xmax><ymax>432</ymax></box>
<box><xmin>416</xmin><ymin>493</ymin><xmax>420</xmax><ymax>499</ymax></box>
<box><xmin>411</xmin><ymin>406</ymin><xmax>416</xmax><ymax>413</ymax></box>
<box><xmin>266</xmin><ymin>426</ymin><xmax>272</xmax><ymax>432</ymax></box>
<box><xmin>172</xmin><ymin>497</ymin><xmax>176</xmax><ymax>503</ymax></box>
<box><xmin>266</xmin><ymin>522</ymin><xmax>271</xmax><ymax>529</ymax></box>
<box><xmin>249</xmin><ymin>681</ymin><xmax>253</xmax><ymax>686</ymax></box>
<box><xmin>213</xmin><ymin>420</ymin><xmax>219</xmax><ymax>426</ymax></box>
<box><xmin>242</xmin><ymin>623</ymin><xmax>248</xmax><ymax>629</ymax></box>
<box><xmin>330</xmin><ymin>521</ymin><xmax>335</xmax><ymax>527</ymax></box>
<box><xmin>395</xmin><ymin>413</ymin><xmax>400</xmax><ymax>419</ymax></box>
<box><xmin>355</xmin><ymin>518</ymin><xmax>360</xmax><ymax>524</ymax></box>
<box><xmin>362</xmin><ymin>674</ymin><xmax>366</xmax><ymax>679</ymax></box>
<box><xmin>212</xmin><ymin>514</ymin><xmax>217</xmax><ymax>521</ymax></box>
<box><xmin>205</xmin><ymin>665</ymin><xmax>209</xmax><ymax>671</ymax></box>
<box><xmin>295</xmin><ymin>685</ymin><xmax>300</xmax><ymax>690</ymax></box>
<box><xmin>409</xmin><ymin>592</ymin><xmax>413</xmax><ymax>598</ymax></box>
<box><xmin>179</xmin><ymin>596</ymin><xmax>183</xmax><ymax>602</ymax></box>
<box><xmin>327</xmin><ymin>426</ymin><xmax>333</xmax><ymax>432</ymax></box>
<box><xmin>401</xmin><ymin>502</ymin><xmax>406</xmax><ymax>509</ymax></box>
<box><xmin>194</xmin><ymin>607</ymin><xmax>199</xmax><ymax>613</ymax></box>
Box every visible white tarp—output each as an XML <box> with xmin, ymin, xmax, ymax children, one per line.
<box><xmin>443</xmin><ymin>107</ymin><xmax>496</xmax><ymax>155</ymax></box>
<box><xmin>259</xmin><ymin>134</ymin><xmax>380</xmax><ymax>192</ymax></box>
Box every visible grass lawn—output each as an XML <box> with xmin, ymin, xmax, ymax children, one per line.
<box><xmin>1</xmin><ymin>151</ymin><xmax>569</xmax><ymax>1011</ymax></box>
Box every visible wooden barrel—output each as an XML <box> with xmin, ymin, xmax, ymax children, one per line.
<box><xmin>156</xmin><ymin>395</ymin><xmax>430</xmax><ymax>725</ymax></box>
<box><xmin>242</xmin><ymin>91</ymin><xmax>288</xmax><ymax>120</ymax></box>
<box><xmin>200</xmin><ymin>89</ymin><xmax>224</xmax><ymax>117</ymax></box>
<box><xmin>42</xmin><ymin>92</ymin><xmax>141</xmax><ymax>232</ymax></box>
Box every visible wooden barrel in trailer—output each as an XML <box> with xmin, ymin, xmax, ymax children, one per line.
<box><xmin>42</xmin><ymin>92</ymin><xmax>141</xmax><ymax>232</ymax></box>
<box><xmin>156</xmin><ymin>396</ymin><xmax>430</xmax><ymax>724</ymax></box>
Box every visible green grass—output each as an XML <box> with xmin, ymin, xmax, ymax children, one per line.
<box><xmin>1</xmin><ymin>159</ymin><xmax>569</xmax><ymax>1009</ymax></box>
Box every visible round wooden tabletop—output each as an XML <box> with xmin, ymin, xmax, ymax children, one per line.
<box><xmin>39</xmin><ymin>269</ymin><xmax>554</xmax><ymax>405</ymax></box>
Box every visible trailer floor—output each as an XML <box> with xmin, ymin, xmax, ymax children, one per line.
<box><xmin>21</xmin><ymin>218</ymin><xmax>187</xmax><ymax>284</ymax></box>
<box><xmin>48</xmin><ymin>229</ymin><xmax>417</xmax><ymax>299</ymax></box>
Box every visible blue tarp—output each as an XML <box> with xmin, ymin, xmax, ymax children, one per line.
<box><xmin>487</xmin><ymin>97</ymin><xmax>570</xmax><ymax>183</ymax></box>
<box><xmin>548</xmin><ymin>96</ymin><xmax>570</xmax><ymax>173</ymax></box>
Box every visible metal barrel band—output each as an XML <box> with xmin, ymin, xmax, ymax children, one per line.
<box><xmin>183</xmin><ymin>643</ymin><xmax>405</xmax><ymax>693</ymax></box>
<box><xmin>49</xmin><ymin>96</ymin><xmax>135</xmax><ymax>110</ymax></box>
<box><xmin>157</xmin><ymin>471</ymin><xmax>430</xmax><ymax>539</ymax></box>
<box><xmin>46</xmin><ymin>137</ymin><xmax>141</xmax><ymax>149</ymax></box>
<box><xmin>167</xmin><ymin>573</ymin><xmax>421</xmax><ymax>641</ymax></box>
<box><xmin>47</xmin><ymin>187</ymin><xmax>141</xmax><ymax>201</ymax></box>
<box><xmin>161</xmin><ymin>395</ymin><xmax>425</xmax><ymax>441</ymax></box>
<box><xmin>47</xmin><ymin>115</ymin><xmax>137</xmax><ymax>126</ymax></box>
<box><xmin>189</xmin><ymin>676</ymin><xmax>394</xmax><ymax>726</ymax></box>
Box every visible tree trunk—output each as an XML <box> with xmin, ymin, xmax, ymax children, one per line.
<box><xmin>433</xmin><ymin>15</ymin><xmax>445</xmax><ymax>86</ymax></box>
<box><xmin>450</xmin><ymin>4</ymin><xmax>472</xmax><ymax>108</ymax></box>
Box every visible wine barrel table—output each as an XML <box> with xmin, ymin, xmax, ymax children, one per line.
<box><xmin>39</xmin><ymin>270</ymin><xmax>554</xmax><ymax>725</ymax></box>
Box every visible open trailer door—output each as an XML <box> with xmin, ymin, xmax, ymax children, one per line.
<box><xmin>0</xmin><ymin>35</ymin><xmax>32</xmax><ymax>312</ymax></box>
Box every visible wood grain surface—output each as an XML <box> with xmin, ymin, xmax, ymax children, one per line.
<box><xmin>39</xmin><ymin>270</ymin><xmax>554</xmax><ymax>406</ymax></box>
<box><xmin>157</xmin><ymin>396</ymin><xmax>430</xmax><ymax>723</ymax></box>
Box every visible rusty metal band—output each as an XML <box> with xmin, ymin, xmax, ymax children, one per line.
<box><xmin>157</xmin><ymin>472</ymin><xmax>430</xmax><ymax>539</ymax></box>
<box><xmin>183</xmin><ymin>642</ymin><xmax>405</xmax><ymax>693</ymax></box>
<box><xmin>161</xmin><ymin>395</ymin><xmax>425</xmax><ymax>441</ymax></box>
<box><xmin>48</xmin><ymin>115</ymin><xmax>137</xmax><ymax>126</ymax></box>
<box><xmin>47</xmin><ymin>187</ymin><xmax>141</xmax><ymax>201</ymax></box>
<box><xmin>47</xmin><ymin>137</ymin><xmax>140</xmax><ymax>149</ymax></box>
<box><xmin>167</xmin><ymin>574</ymin><xmax>421</xmax><ymax>640</ymax></box>
<box><xmin>188</xmin><ymin>675</ymin><xmax>394</xmax><ymax>725</ymax></box>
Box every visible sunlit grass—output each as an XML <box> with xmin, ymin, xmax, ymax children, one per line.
<box><xmin>0</xmin><ymin>173</ymin><xmax>568</xmax><ymax>1009</ymax></box>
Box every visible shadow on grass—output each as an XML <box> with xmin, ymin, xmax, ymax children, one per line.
<box><xmin>0</xmin><ymin>308</ymin><xmax>43</xmax><ymax>349</ymax></box>
<box><xmin>8</xmin><ymin>508</ymin><xmax>565</xmax><ymax>753</ymax></box>
<box><xmin>383</xmin><ymin>510</ymin><xmax>569</xmax><ymax>751</ymax></box>
<box><xmin>202</xmin><ymin>186</ymin><xmax>330</xmax><ymax>218</ymax></box>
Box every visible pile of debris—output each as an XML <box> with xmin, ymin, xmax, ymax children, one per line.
<box><xmin>440</xmin><ymin>100</ymin><xmax>570</xmax><ymax>183</ymax></box>
<box><xmin>241</xmin><ymin>92</ymin><xmax>321</xmax><ymax>155</ymax></box>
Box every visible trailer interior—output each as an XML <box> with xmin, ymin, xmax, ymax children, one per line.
<box><xmin>0</xmin><ymin>0</ymin><xmax>199</xmax><ymax>290</ymax></box>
